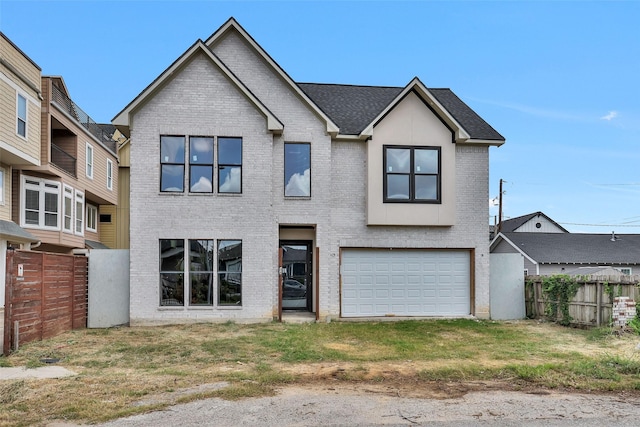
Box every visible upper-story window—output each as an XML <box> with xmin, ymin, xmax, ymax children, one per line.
<box><xmin>63</xmin><ymin>185</ymin><xmax>73</xmax><ymax>233</ymax></box>
<box><xmin>86</xmin><ymin>143</ymin><xmax>94</xmax><ymax>179</ymax></box>
<box><xmin>383</xmin><ymin>146</ymin><xmax>440</xmax><ymax>203</ymax></box>
<box><xmin>17</xmin><ymin>93</ymin><xmax>27</xmax><ymax>138</ymax></box>
<box><xmin>160</xmin><ymin>135</ymin><xmax>242</xmax><ymax>193</ymax></box>
<box><xmin>0</xmin><ymin>168</ymin><xmax>4</xmax><ymax>205</ymax></box>
<box><xmin>86</xmin><ymin>204</ymin><xmax>98</xmax><ymax>232</ymax></box>
<box><xmin>189</xmin><ymin>136</ymin><xmax>214</xmax><ymax>193</ymax></box>
<box><xmin>107</xmin><ymin>159</ymin><xmax>113</xmax><ymax>190</ymax></box>
<box><xmin>160</xmin><ymin>135</ymin><xmax>185</xmax><ymax>192</ymax></box>
<box><xmin>284</xmin><ymin>143</ymin><xmax>311</xmax><ymax>197</ymax></box>
<box><xmin>22</xmin><ymin>176</ymin><xmax>60</xmax><ymax>230</ymax></box>
<box><xmin>218</xmin><ymin>137</ymin><xmax>242</xmax><ymax>193</ymax></box>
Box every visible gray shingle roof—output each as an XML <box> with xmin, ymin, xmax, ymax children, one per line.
<box><xmin>0</xmin><ymin>220</ymin><xmax>38</xmax><ymax>243</ymax></box>
<box><xmin>501</xmin><ymin>232</ymin><xmax>640</xmax><ymax>264</ymax></box>
<box><xmin>297</xmin><ymin>82</ymin><xmax>504</xmax><ymax>141</ymax></box>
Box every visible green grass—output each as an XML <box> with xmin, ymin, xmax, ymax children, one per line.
<box><xmin>1</xmin><ymin>319</ymin><xmax>638</xmax><ymax>427</ymax></box>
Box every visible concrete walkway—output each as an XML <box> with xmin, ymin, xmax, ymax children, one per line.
<box><xmin>0</xmin><ymin>366</ymin><xmax>77</xmax><ymax>380</ymax></box>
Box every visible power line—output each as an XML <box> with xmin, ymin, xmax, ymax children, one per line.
<box><xmin>558</xmin><ymin>222</ymin><xmax>640</xmax><ymax>228</ymax></box>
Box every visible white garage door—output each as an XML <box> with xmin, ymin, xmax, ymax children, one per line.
<box><xmin>341</xmin><ymin>249</ymin><xmax>470</xmax><ymax>317</ymax></box>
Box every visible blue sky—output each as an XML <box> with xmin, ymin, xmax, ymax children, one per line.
<box><xmin>2</xmin><ymin>1</ymin><xmax>639</xmax><ymax>233</ymax></box>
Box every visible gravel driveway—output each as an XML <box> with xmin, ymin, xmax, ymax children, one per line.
<box><xmin>54</xmin><ymin>384</ymin><xmax>640</xmax><ymax>427</ymax></box>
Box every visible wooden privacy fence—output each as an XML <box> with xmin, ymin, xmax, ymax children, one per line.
<box><xmin>3</xmin><ymin>249</ymin><xmax>88</xmax><ymax>355</ymax></box>
<box><xmin>525</xmin><ymin>275</ymin><xmax>640</xmax><ymax>327</ymax></box>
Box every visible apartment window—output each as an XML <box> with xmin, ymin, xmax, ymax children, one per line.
<box><xmin>284</xmin><ymin>143</ymin><xmax>311</xmax><ymax>197</ymax></box>
<box><xmin>189</xmin><ymin>136</ymin><xmax>214</xmax><ymax>193</ymax></box>
<box><xmin>383</xmin><ymin>146</ymin><xmax>440</xmax><ymax>203</ymax></box>
<box><xmin>22</xmin><ymin>176</ymin><xmax>60</xmax><ymax>230</ymax></box>
<box><xmin>107</xmin><ymin>159</ymin><xmax>113</xmax><ymax>190</ymax></box>
<box><xmin>86</xmin><ymin>204</ymin><xmax>98</xmax><ymax>232</ymax></box>
<box><xmin>619</xmin><ymin>268</ymin><xmax>632</xmax><ymax>275</ymax></box>
<box><xmin>218</xmin><ymin>240</ymin><xmax>242</xmax><ymax>305</ymax></box>
<box><xmin>86</xmin><ymin>143</ymin><xmax>94</xmax><ymax>179</ymax></box>
<box><xmin>17</xmin><ymin>93</ymin><xmax>27</xmax><ymax>138</ymax></box>
<box><xmin>99</xmin><ymin>214</ymin><xmax>112</xmax><ymax>223</ymax></box>
<box><xmin>63</xmin><ymin>185</ymin><xmax>73</xmax><ymax>233</ymax></box>
<box><xmin>158</xmin><ymin>239</ymin><xmax>242</xmax><ymax>307</ymax></box>
<box><xmin>218</xmin><ymin>137</ymin><xmax>242</xmax><ymax>193</ymax></box>
<box><xmin>160</xmin><ymin>136</ymin><xmax>185</xmax><ymax>192</ymax></box>
<box><xmin>75</xmin><ymin>191</ymin><xmax>84</xmax><ymax>235</ymax></box>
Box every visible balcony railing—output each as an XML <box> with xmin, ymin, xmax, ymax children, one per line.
<box><xmin>51</xmin><ymin>143</ymin><xmax>76</xmax><ymax>177</ymax></box>
<box><xmin>51</xmin><ymin>83</ymin><xmax>111</xmax><ymax>143</ymax></box>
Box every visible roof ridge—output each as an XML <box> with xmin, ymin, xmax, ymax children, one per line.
<box><xmin>297</xmin><ymin>82</ymin><xmax>404</xmax><ymax>90</ymax></box>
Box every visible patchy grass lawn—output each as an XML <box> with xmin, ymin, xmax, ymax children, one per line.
<box><xmin>1</xmin><ymin>319</ymin><xmax>639</xmax><ymax>426</ymax></box>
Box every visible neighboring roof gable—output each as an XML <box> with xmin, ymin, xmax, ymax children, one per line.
<box><xmin>112</xmin><ymin>39</ymin><xmax>284</xmax><ymax>136</ymax></box>
<box><xmin>493</xmin><ymin>232</ymin><xmax>640</xmax><ymax>264</ymax></box>
<box><xmin>300</xmin><ymin>78</ymin><xmax>504</xmax><ymax>144</ymax></box>
<box><xmin>500</xmin><ymin>211</ymin><xmax>569</xmax><ymax>233</ymax></box>
<box><xmin>204</xmin><ymin>17</ymin><xmax>339</xmax><ymax>136</ymax></box>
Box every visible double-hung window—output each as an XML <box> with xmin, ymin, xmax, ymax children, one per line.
<box><xmin>284</xmin><ymin>143</ymin><xmax>311</xmax><ymax>197</ymax></box>
<box><xmin>17</xmin><ymin>93</ymin><xmax>27</xmax><ymax>138</ymax></box>
<box><xmin>75</xmin><ymin>191</ymin><xmax>84</xmax><ymax>235</ymax></box>
<box><xmin>22</xmin><ymin>176</ymin><xmax>60</xmax><ymax>230</ymax></box>
<box><xmin>383</xmin><ymin>146</ymin><xmax>440</xmax><ymax>203</ymax></box>
<box><xmin>63</xmin><ymin>185</ymin><xmax>74</xmax><ymax>233</ymax></box>
<box><xmin>160</xmin><ymin>136</ymin><xmax>185</xmax><ymax>192</ymax></box>
<box><xmin>159</xmin><ymin>239</ymin><xmax>242</xmax><ymax>307</ymax></box>
<box><xmin>86</xmin><ymin>204</ymin><xmax>98</xmax><ymax>232</ymax></box>
<box><xmin>189</xmin><ymin>137</ymin><xmax>214</xmax><ymax>193</ymax></box>
<box><xmin>86</xmin><ymin>143</ymin><xmax>94</xmax><ymax>179</ymax></box>
<box><xmin>218</xmin><ymin>137</ymin><xmax>242</xmax><ymax>193</ymax></box>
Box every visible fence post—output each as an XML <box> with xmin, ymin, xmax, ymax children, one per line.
<box><xmin>3</xmin><ymin>248</ymin><xmax>14</xmax><ymax>356</ymax></box>
<box><xmin>596</xmin><ymin>282</ymin><xmax>602</xmax><ymax>327</ymax></box>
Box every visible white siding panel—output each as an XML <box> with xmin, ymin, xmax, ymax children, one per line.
<box><xmin>341</xmin><ymin>249</ymin><xmax>470</xmax><ymax>317</ymax></box>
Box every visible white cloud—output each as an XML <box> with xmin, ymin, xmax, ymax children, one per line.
<box><xmin>219</xmin><ymin>167</ymin><xmax>241</xmax><ymax>193</ymax></box>
<box><xmin>191</xmin><ymin>176</ymin><xmax>212</xmax><ymax>192</ymax></box>
<box><xmin>285</xmin><ymin>169</ymin><xmax>310</xmax><ymax>197</ymax></box>
<box><xmin>600</xmin><ymin>110</ymin><xmax>618</xmax><ymax>121</ymax></box>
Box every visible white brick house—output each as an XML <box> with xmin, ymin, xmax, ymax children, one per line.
<box><xmin>113</xmin><ymin>18</ymin><xmax>505</xmax><ymax>325</ymax></box>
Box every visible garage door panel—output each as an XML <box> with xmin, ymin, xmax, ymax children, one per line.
<box><xmin>341</xmin><ymin>249</ymin><xmax>470</xmax><ymax>317</ymax></box>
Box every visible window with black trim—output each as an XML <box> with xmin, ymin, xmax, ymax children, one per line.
<box><xmin>160</xmin><ymin>136</ymin><xmax>185</xmax><ymax>192</ymax></box>
<box><xmin>383</xmin><ymin>146</ymin><xmax>440</xmax><ymax>203</ymax></box>
<box><xmin>189</xmin><ymin>136</ymin><xmax>214</xmax><ymax>192</ymax></box>
<box><xmin>158</xmin><ymin>239</ymin><xmax>242</xmax><ymax>307</ymax></box>
<box><xmin>284</xmin><ymin>143</ymin><xmax>311</xmax><ymax>197</ymax></box>
<box><xmin>218</xmin><ymin>137</ymin><xmax>242</xmax><ymax>193</ymax></box>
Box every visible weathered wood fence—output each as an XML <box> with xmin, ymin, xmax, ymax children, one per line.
<box><xmin>525</xmin><ymin>275</ymin><xmax>640</xmax><ymax>327</ymax></box>
<box><xmin>3</xmin><ymin>249</ymin><xmax>88</xmax><ymax>355</ymax></box>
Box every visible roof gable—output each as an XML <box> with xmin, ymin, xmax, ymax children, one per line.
<box><xmin>300</xmin><ymin>79</ymin><xmax>505</xmax><ymax>144</ymax></box>
<box><xmin>204</xmin><ymin>18</ymin><xmax>339</xmax><ymax>136</ymax></box>
<box><xmin>112</xmin><ymin>39</ymin><xmax>284</xmax><ymax>135</ymax></box>
<box><xmin>500</xmin><ymin>211</ymin><xmax>569</xmax><ymax>233</ymax></box>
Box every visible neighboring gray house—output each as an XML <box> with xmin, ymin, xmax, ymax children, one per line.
<box><xmin>499</xmin><ymin>211</ymin><xmax>568</xmax><ymax>234</ymax></box>
<box><xmin>113</xmin><ymin>18</ymin><xmax>505</xmax><ymax>325</ymax></box>
<box><xmin>491</xmin><ymin>232</ymin><xmax>640</xmax><ymax>276</ymax></box>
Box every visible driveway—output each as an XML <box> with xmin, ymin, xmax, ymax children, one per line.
<box><xmin>51</xmin><ymin>384</ymin><xmax>640</xmax><ymax>427</ymax></box>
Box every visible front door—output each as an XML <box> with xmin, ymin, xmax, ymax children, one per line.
<box><xmin>280</xmin><ymin>241</ymin><xmax>312</xmax><ymax>311</ymax></box>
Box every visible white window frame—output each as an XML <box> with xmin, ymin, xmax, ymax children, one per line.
<box><xmin>86</xmin><ymin>143</ymin><xmax>94</xmax><ymax>179</ymax></box>
<box><xmin>86</xmin><ymin>204</ymin><xmax>98</xmax><ymax>232</ymax></box>
<box><xmin>21</xmin><ymin>176</ymin><xmax>61</xmax><ymax>230</ymax></box>
<box><xmin>106</xmin><ymin>159</ymin><xmax>113</xmax><ymax>190</ymax></box>
<box><xmin>75</xmin><ymin>190</ymin><xmax>84</xmax><ymax>236</ymax></box>
<box><xmin>63</xmin><ymin>184</ymin><xmax>74</xmax><ymax>233</ymax></box>
<box><xmin>17</xmin><ymin>93</ymin><xmax>27</xmax><ymax>139</ymax></box>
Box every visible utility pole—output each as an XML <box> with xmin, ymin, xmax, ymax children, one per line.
<box><xmin>497</xmin><ymin>179</ymin><xmax>504</xmax><ymax>234</ymax></box>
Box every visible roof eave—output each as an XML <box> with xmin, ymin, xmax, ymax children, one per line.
<box><xmin>457</xmin><ymin>138</ymin><xmax>506</xmax><ymax>147</ymax></box>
